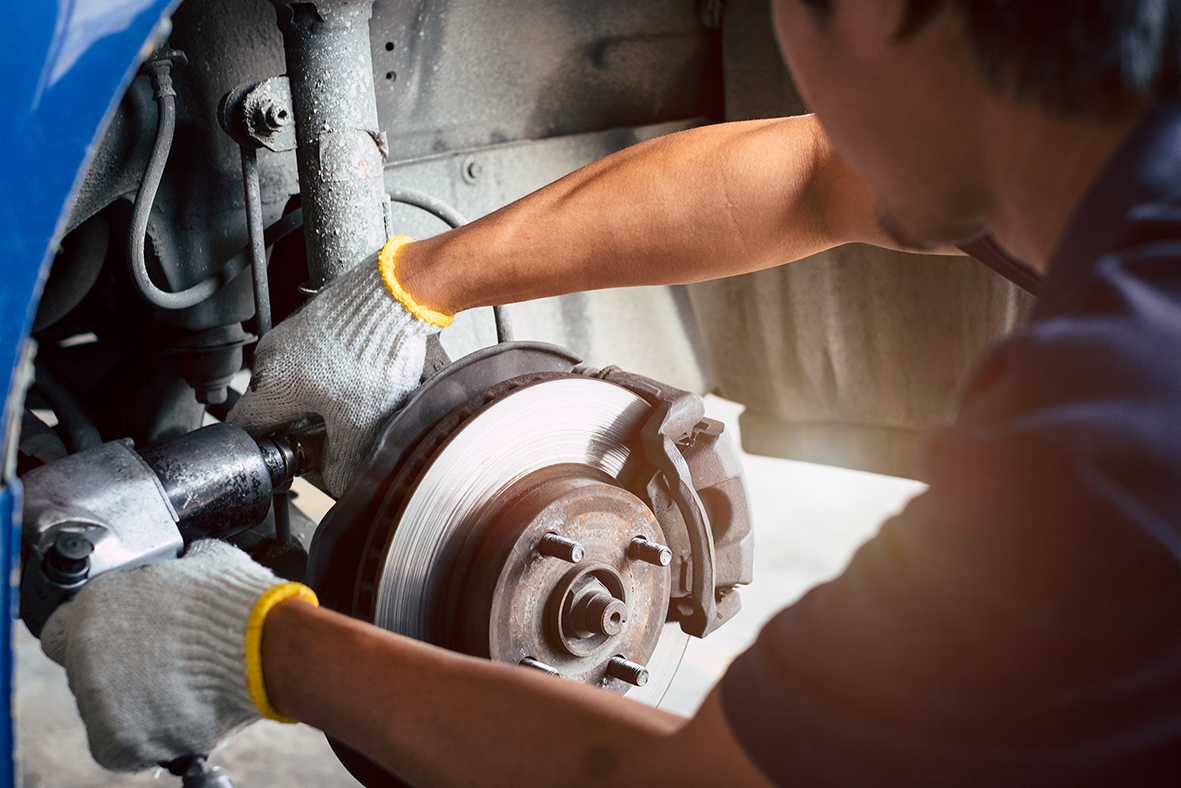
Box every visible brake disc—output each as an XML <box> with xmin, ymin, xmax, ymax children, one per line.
<box><xmin>310</xmin><ymin>342</ymin><xmax>753</xmax><ymax>787</ymax></box>
<box><xmin>354</xmin><ymin>375</ymin><xmax>688</xmax><ymax>704</ymax></box>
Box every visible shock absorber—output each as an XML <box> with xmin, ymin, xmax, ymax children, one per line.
<box><xmin>271</xmin><ymin>0</ymin><xmax>388</xmax><ymax>291</ymax></box>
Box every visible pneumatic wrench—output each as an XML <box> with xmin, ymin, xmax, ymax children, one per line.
<box><xmin>18</xmin><ymin>419</ymin><xmax>324</xmax><ymax>788</ymax></box>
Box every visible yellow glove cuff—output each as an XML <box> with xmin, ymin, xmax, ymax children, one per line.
<box><xmin>377</xmin><ymin>235</ymin><xmax>454</xmax><ymax>328</ymax></box>
<box><xmin>245</xmin><ymin>581</ymin><xmax>319</xmax><ymax>724</ymax></box>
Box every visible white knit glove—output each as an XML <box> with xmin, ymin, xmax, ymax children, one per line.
<box><xmin>40</xmin><ymin>540</ymin><xmax>317</xmax><ymax>772</ymax></box>
<box><xmin>229</xmin><ymin>236</ymin><xmax>445</xmax><ymax>496</ymax></box>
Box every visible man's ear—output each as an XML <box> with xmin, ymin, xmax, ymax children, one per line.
<box><xmin>826</xmin><ymin>0</ymin><xmax>915</xmax><ymax>49</ymax></box>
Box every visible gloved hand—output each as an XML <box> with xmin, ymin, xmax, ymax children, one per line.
<box><xmin>229</xmin><ymin>235</ymin><xmax>452</xmax><ymax>496</ymax></box>
<box><xmin>40</xmin><ymin>539</ymin><xmax>318</xmax><ymax>772</ymax></box>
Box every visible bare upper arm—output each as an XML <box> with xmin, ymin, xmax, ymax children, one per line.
<box><xmin>649</xmin><ymin>686</ymin><xmax>778</xmax><ymax>788</ymax></box>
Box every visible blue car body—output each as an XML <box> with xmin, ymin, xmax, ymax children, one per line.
<box><xmin>0</xmin><ymin>2</ymin><xmax>178</xmax><ymax>783</ymax></box>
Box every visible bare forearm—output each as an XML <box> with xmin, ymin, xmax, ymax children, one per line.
<box><xmin>397</xmin><ymin>115</ymin><xmax>885</xmax><ymax>315</ymax></box>
<box><xmin>262</xmin><ymin>600</ymin><xmax>768</xmax><ymax>788</ymax></box>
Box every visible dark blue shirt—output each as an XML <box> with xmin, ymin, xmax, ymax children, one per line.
<box><xmin>721</xmin><ymin>98</ymin><xmax>1181</xmax><ymax>787</ymax></box>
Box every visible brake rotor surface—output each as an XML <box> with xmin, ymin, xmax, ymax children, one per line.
<box><xmin>359</xmin><ymin>376</ymin><xmax>688</xmax><ymax>705</ymax></box>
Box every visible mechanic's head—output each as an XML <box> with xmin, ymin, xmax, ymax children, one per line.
<box><xmin>772</xmin><ymin>0</ymin><xmax>1181</xmax><ymax>262</ymax></box>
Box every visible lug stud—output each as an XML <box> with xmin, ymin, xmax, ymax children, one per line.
<box><xmin>519</xmin><ymin>657</ymin><xmax>560</xmax><ymax>676</ymax></box>
<box><xmin>538</xmin><ymin>533</ymin><xmax>584</xmax><ymax>563</ymax></box>
<box><xmin>606</xmin><ymin>656</ymin><xmax>649</xmax><ymax>687</ymax></box>
<box><xmin>627</xmin><ymin>536</ymin><xmax>671</xmax><ymax>567</ymax></box>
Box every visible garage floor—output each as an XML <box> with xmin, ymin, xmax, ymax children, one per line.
<box><xmin>15</xmin><ymin>395</ymin><xmax>925</xmax><ymax>787</ymax></box>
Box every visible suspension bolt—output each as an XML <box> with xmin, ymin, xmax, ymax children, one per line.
<box><xmin>520</xmin><ymin>657</ymin><xmax>560</xmax><ymax>676</ymax></box>
<box><xmin>605</xmin><ymin>656</ymin><xmax>649</xmax><ymax>687</ymax></box>
<box><xmin>264</xmin><ymin>104</ymin><xmax>290</xmax><ymax>130</ymax></box>
<box><xmin>538</xmin><ymin>533</ymin><xmax>584</xmax><ymax>563</ymax></box>
<box><xmin>627</xmin><ymin>536</ymin><xmax>671</xmax><ymax>567</ymax></box>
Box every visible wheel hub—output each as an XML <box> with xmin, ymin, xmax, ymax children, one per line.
<box><xmin>440</xmin><ymin>469</ymin><xmax>670</xmax><ymax>689</ymax></box>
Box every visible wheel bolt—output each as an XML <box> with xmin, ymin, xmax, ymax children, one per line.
<box><xmin>627</xmin><ymin>536</ymin><xmax>671</xmax><ymax>567</ymax></box>
<box><xmin>605</xmin><ymin>656</ymin><xmax>649</xmax><ymax>687</ymax></box>
<box><xmin>538</xmin><ymin>533</ymin><xmax>584</xmax><ymax>563</ymax></box>
<box><xmin>519</xmin><ymin>657</ymin><xmax>560</xmax><ymax>676</ymax></box>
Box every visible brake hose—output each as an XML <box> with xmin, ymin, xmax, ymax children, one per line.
<box><xmin>130</xmin><ymin>51</ymin><xmax>508</xmax><ymax>341</ymax></box>
<box><xmin>388</xmin><ymin>186</ymin><xmax>469</xmax><ymax>229</ymax></box>
<box><xmin>127</xmin><ymin>49</ymin><xmax>225</xmax><ymax>311</ymax></box>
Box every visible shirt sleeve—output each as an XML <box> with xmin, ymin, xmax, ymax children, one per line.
<box><xmin>719</xmin><ymin>249</ymin><xmax>1181</xmax><ymax>787</ymax></box>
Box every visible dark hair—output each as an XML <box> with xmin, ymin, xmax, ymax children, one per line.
<box><xmin>798</xmin><ymin>0</ymin><xmax>1181</xmax><ymax>119</ymax></box>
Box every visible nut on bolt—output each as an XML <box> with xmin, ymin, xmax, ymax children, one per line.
<box><xmin>538</xmin><ymin>533</ymin><xmax>584</xmax><ymax>563</ymax></box>
<box><xmin>266</xmin><ymin>104</ymin><xmax>290</xmax><ymax>128</ymax></box>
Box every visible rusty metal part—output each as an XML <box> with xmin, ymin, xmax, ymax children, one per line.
<box><xmin>606</xmin><ymin>656</ymin><xmax>649</xmax><ymax>687</ymax></box>
<box><xmin>219</xmin><ymin>77</ymin><xmax>297</xmax><ymax>154</ymax></box>
<box><xmin>271</xmin><ymin>0</ymin><xmax>388</xmax><ymax>289</ymax></box>
<box><xmin>351</xmin><ymin>373</ymin><xmax>687</xmax><ymax>704</ymax></box>
<box><xmin>628</xmin><ymin>535</ymin><xmax>672</xmax><ymax>567</ymax></box>
<box><xmin>519</xmin><ymin>657</ymin><xmax>560</xmax><ymax>676</ymax></box>
<box><xmin>315</xmin><ymin>341</ymin><xmax>755</xmax><ymax>786</ymax></box>
<box><xmin>537</xmin><ymin>533</ymin><xmax>584</xmax><ymax>564</ymax></box>
<box><xmin>313</xmin><ymin>341</ymin><xmax>749</xmax><ymax>720</ymax></box>
<box><xmin>568</xmin><ymin>579</ymin><xmax>628</xmax><ymax>638</ymax></box>
<box><xmin>441</xmin><ymin>472</ymin><xmax>670</xmax><ymax>691</ymax></box>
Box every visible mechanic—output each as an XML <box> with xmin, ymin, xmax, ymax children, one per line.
<box><xmin>40</xmin><ymin>0</ymin><xmax>1181</xmax><ymax>785</ymax></box>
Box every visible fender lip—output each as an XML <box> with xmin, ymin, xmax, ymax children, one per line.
<box><xmin>1</xmin><ymin>1</ymin><xmax>179</xmax><ymax>779</ymax></box>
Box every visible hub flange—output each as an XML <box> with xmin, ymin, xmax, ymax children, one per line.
<box><xmin>440</xmin><ymin>470</ymin><xmax>671</xmax><ymax>692</ymax></box>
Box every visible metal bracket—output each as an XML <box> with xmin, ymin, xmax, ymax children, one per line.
<box><xmin>218</xmin><ymin>76</ymin><xmax>297</xmax><ymax>153</ymax></box>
